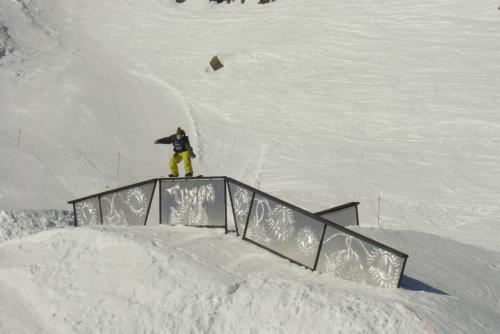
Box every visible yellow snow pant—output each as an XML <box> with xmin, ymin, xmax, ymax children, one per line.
<box><xmin>169</xmin><ymin>151</ymin><xmax>193</xmax><ymax>176</ymax></box>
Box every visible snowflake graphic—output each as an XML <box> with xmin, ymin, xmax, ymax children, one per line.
<box><xmin>126</xmin><ymin>187</ymin><xmax>148</xmax><ymax>217</ymax></box>
<box><xmin>76</xmin><ymin>199</ymin><xmax>98</xmax><ymax>225</ymax></box>
<box><xmin>324</xmin><ymin>237</ymin><xmax>364</xmax><ymax>281</ymax></box>
<box><xmin>367</xmin><ymin>249</ymin><xmax>402</xmax><ymax>288</ymax></box>
<box><xmin>233</xmin><ymin>187</ymin><xmax>251</xmax><ymax>220</ymax></box>
<box><xmin>266</xmin><ymin>205</ymin><xmax>295</xmax><ymax>242</ymax></box>
<box><xmin>296</xmin><ymin>227</ymin><xmax>319</xmax><ymax>256</ymax></box>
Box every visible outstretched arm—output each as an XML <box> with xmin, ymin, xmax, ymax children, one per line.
<box><xmin>154</xmin><ymin>134</ymin><xmax>175</xmax><ymax>144</ymax></box>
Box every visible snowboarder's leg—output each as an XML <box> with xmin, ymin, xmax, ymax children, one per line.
<box><xmin>169</xmin><ymin>153</ymin><xmax>181</xmax><ymax>177</ymax></box>
<box><xmin>179</xmin><ymin>151</ymin><xmax>193</xmax><ymax>175</ymax></box>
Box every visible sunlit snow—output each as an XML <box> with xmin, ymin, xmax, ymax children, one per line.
<box><xmin>1</xmin><ymin>0</ymin><xmax>499</xmax><ymax>333</ymax></box>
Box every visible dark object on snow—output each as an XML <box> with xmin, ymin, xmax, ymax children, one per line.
<box><xmin>209</xmin><ymin>56</ymin><xmax>224</xmax><ymax>71</ymax></box>
<box><xmin>176</xmin><ymin>0</ymin><xmax>186</xmax><ymax>3</ymax></box>
<box><xmin>259</xmin><ymin>0</ymin><xmax>276</xmax><ymax>3</ymax></box>
<box><xmin>208</xmin><ymin>0</ymin><xmax>257</xmax><ymax>4</ymax></box>
<box><xmin>0</xmin><ymin>24</ymin><xmax>15</xmax><ymax>59</ymax></box>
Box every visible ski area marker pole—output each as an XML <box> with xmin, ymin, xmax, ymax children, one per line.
<box><xmin>17</xmin><ymin>128</ymin><xmax>21</xmax><ymax>149</ymax></box>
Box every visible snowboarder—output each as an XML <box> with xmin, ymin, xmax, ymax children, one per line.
<box><xmin>155</xmin><ymin>127</ymin><xmax>196</xmax><ymax>177</ymax></box>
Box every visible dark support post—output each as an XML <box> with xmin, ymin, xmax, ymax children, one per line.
<box><xmin>144</xmin><ymin>180</ymin><xmax>157</xmax><ymax>226</ymax></box>
<box><xmin>72</xmin><ymin>203</ymin><xmax>77</xmax><ymax>227</ymax></box>
<box><xmin>397</xmin><ymin>257</ymin><xmax>409</xmax><ymax>288</ymax></box>
<box><xmin>159</xmin><ymin>180</ymin><xmax>163</xmax><ymax>224</ymax></box>
<box><xmin>313</xmin><ymin>223</ymin><xmax>327</xmax><ymax>271</ymax></box>
<box><xmin>355</xmin><ymin>204</ymin><xmax>360</xmax><ymax>226</ymax></box>
<box><xmin>98</xmin><ymin>195</ymin><xmax>104</xmax><ymax>225</ymax></box>
<box><xmin>227</xmin><ymin>182</ymin><xmax>240</xmax><ymax>236</ymax></box>
<box><xmin>224</xmin><ymin>178</ymin><xmax>228</xmax><ymax>234</ymax></box>
<box><xmin>242</xmin><ymin>192</ymin><xmax>256</xmax><ymax>240</ymax></box>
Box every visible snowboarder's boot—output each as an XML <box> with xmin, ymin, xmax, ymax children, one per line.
<box><xmin>185</xmin><ymin>172</ymin><xmax>193</xmax><ymax>177</ymax></box>
<box><xmin>168</xmin><ymin>174</ymin><xmax>178</xmax><ymax>178</ymax></box>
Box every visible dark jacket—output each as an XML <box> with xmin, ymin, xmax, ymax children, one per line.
<box><xmin>155</xmin><ymin>134</ymin><xmax>194</xmax><ymax>155</ymax></box>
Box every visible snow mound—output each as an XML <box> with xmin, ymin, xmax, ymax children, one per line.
<box><xmin>0</xmin><ymin>210</ymin><xmax>74</xmax><ymax>242</ymax></box>
<box><xmin>0</xmin><ymin>225</ymin><xmax>425</xmax><ymax>333</ymax></box>
<box><xmin>1</xmin><ymin>224</ymin><xmax>499</xmax><ymax>333</ymax></box>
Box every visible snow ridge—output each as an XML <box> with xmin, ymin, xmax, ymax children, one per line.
<box><xmin>0</xmin><ymin>210</ymin><xmax>73</xmax><ymax>242</ymax></box>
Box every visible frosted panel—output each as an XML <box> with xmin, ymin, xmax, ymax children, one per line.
<box><xmin>74</xmin><ymin>197</ymin><xmax>101</xmax><ymax>226</ymax></box>
<box><xmin>245</xmin><ymin>194</ymin><xmax>323</xmax><ymax>269</ymax></box>
<box><xmin>100</xmin><ymin>182</ymin><xmax>156</xmax><ymax>226</ymax></box>
<box><xmin>316</xmin><ymin>225</ymin><xmax>405</xmax><ymax>288</ymax></box>
<box><xmin>160</xmin><ymin>178</ymin><xmax>225</xmax><ymax>227</ymax></box>
<box><xmin>228</xmin><ymin>181</ymin><xmax>254</xmax><ymax>237</ymax></box>
<box><xmin>318</xmin><ymin>205</ymin><xmax>358</xmax><ymax>227</ymax></box>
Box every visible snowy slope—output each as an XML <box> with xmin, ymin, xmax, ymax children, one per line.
<box><xmin>2</xmin><ymin>0</ymin><xmax>500</xmax><ymax>249</ymax></box>
<box><xmin>1</xmin><ymin>0</ymin><xmax>500</xmax><ymax>333</ymax></box>
<box><xmin>0</xmin><ymin>0</ymin><xmax>192</xmax><ymax>208</ymax></box>
<box><xmin>0</xmin><ymin>224</ymin><xmax>499</xmax><ymax>334</ymax></box>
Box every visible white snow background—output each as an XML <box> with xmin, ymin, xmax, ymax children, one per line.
<box><xmin>1</xmin><ymin>0</ymin><xmax>500</xmax><ymax>333</ymax></box>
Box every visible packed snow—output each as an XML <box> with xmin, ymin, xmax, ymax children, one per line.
<box><xmin>1</xmin><ymin>0</ymin><xmax>499</xmax><ymax>333</ymax></box>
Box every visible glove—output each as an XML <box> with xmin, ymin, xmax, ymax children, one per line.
<box><xmin>190</xmin><ymin>151</ymin><xmax>196</xmax><ymax>159</ymax></box>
